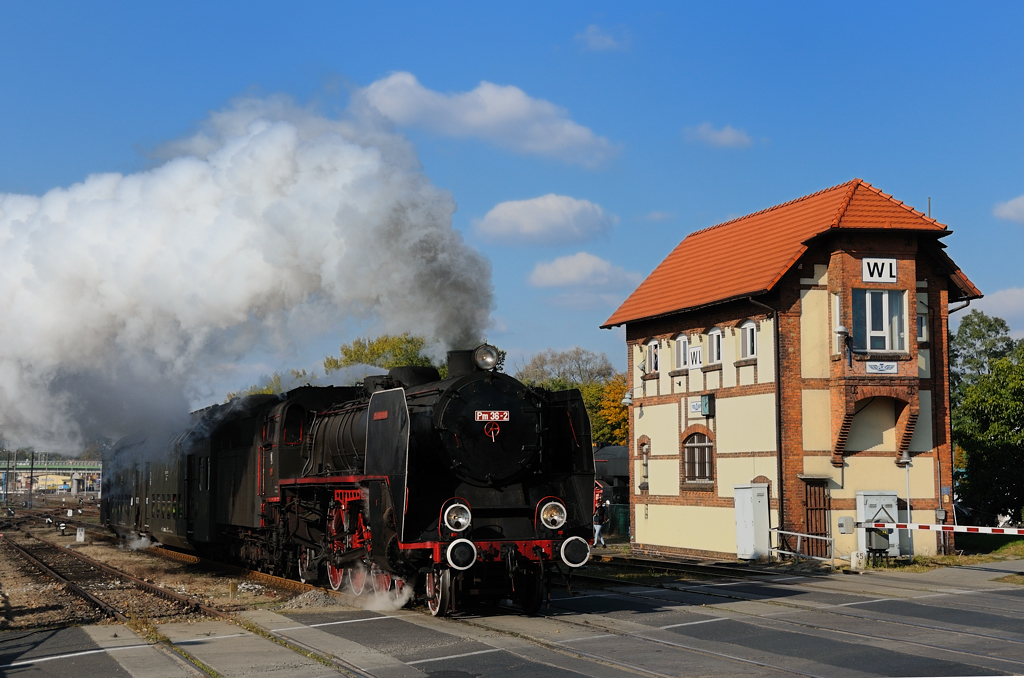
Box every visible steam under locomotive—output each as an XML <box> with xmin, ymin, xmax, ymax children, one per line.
<box><xmin>102</xmin><ymin>345</ymin><xmax>594</xmax><ymax>615</ymax></box>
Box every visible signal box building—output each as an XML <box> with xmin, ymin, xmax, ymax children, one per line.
<box><xmin>602</xmin><ymin>180</ymin><xmax>980</xmax><ymax>559</ymax></box>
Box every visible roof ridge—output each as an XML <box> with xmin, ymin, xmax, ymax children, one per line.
<box><xmin>685</xmin><ymin>179</ymin><xmax>859</xmax><ymax>240</ymax></box>
<box><xmin>844</xmin><ymin>179</ymin><xmax>948</xmax><ymax>230</ymax></box>
<box><xmin>830</xmin><ymin>178</ymin><xmax>862</xmax><ymax>228</ymax></box>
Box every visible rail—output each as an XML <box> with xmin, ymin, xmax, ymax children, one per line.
<box><xmin>769</xmin><ymin>528</ymin><xmax>840</xmax><ymax>571</ymax></box>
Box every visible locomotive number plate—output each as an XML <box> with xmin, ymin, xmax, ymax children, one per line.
<box><xmin>475</xmin><ymin>410</ymin><xmax>510</xmax><ymax>422</ymax></box>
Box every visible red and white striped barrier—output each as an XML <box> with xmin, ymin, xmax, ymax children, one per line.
<box><xmin>857</xmin><ymin>522</ymin><xmax>1024</xmax><ymax>536</ymax></box>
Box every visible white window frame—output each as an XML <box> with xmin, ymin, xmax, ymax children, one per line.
<box><xmin>646</xmin><ymin>340</ymin><xmax>659</xmax><ymax>373</ymax></box>
<box><xmin>916</xmin><ymin>294</ymin><xmax>929</xmax><ymax>343</ymax></box>
<box><xmin>739</xmin><ymin>321</ymin><xmax>756</xmax><ymax>359</ymax></box>
<box><xmin>832</xmin><ymin>292</ymin><xmax>841</xmax><ymax>354</ymax></box>
<box><xmin>674</xmin><ymin>334</ymin><xmax>688</xmax><ymax>370</ymax></box>
<box><xmin>852</xmin><ymin>289</ymin><xmax>907</xmax><ymax>352</ymax></box>
<box><xmin>707</xmin><ymin>329</ymin><xmax>722</xmax><ymax>364</ymax></box>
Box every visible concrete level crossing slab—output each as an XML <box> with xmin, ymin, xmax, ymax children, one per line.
<box><xmin>159</xmin><ymin>618</ymin><xmax>344</xmax><ymax>678</ymax></box>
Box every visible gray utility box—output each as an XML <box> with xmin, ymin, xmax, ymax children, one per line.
<box><xmin>856</xmin><ymin>491</ymin><xmax>900</xmax><ymax>557</ymax></box>
<box><xmin>734</xmin><ymin>483</ymin><xmax>770</xmax><ymax>560</ymax></box>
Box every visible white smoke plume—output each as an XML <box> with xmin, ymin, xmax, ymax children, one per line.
<box><xmin>0</xmin><ymin>95</ymin><xmax>493</xmax><ymax>452</ymax></box>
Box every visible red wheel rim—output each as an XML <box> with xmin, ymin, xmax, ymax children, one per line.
<box><xmin>373</xmin><ymin>572</ymin><xmax>392</xmax><ymax>594</ymax></box>
<box><xmin>348</xmin><ymin>567</ymin><xmax>367</xmax><ymax>595</ymax></box>
<box><xmin>327</xmin><ymin>563</ymin><xmax>344</xmax><ymax>591</ymax></box>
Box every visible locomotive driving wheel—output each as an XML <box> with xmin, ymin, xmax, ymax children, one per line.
<box><xmin>371</xmin><ymin>565</ymin><xmax>393</xmax><ymax>595</ymax></box>
<box><xmin>347</xmin><ymin>564</ymin><xmax>367</xmax><ymax>595</ymax></box>
<box><xmin>426</xmin><ymin>568</ymin><xmax>452</xmax><ymax>617</ymax></box>
<box><xmin>298</xmin><ymin>548</ymin><xmax>318</xmax><ymax>584</ymax></box>
<box><xmin>327</xmin><ymin>562</ymin><xmax>344</xmax><ymax>591</ymax></box>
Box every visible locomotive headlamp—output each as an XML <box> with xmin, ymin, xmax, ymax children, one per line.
<box><xmin>473</xmin><ymin>344</ymin><xmax>499</xmax><ymax>370</ymax></box>
<box><xmin>443</xmin><ymin>503</ymin><xmax>472</xmax><ymax>532</ymax></box>
<box><xmin>539</xmin><ymin>501</ymin><xmax>567</xmax><ymax>530</ymax></box>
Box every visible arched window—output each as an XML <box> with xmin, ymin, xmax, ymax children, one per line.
<box><xmin>683</xmin><ymin>433</ymin><xmax>713</xmax><ymax>482</ymax></box>
<box><xmin>739</xmin><ymin>321</ymin><xmax>756</xmax><ymax>358</ymax></box>
<box><xmin>674</xmin><ymin>334</ymin><xmax>688</xmax><ymax>370</ymax></box>
<box><xmin>707</xmin><ymin>328</ymin><xmax>723</xmax><ymax>364</ymax></box>
<box><xmin>646</xmin><ymin>340</ymin><xmax>659</xmax><ymax>373</ymax></box>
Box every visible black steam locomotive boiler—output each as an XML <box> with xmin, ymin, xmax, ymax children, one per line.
<box><xmin>102</xmin><ymin>345</ymin><xmax>594</xmax><ymax>615</ymax></box>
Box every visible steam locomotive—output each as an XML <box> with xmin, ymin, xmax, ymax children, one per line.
<box><xmin>102</xmin><ymin>345</ymin><xmax>594</xmax><ymax>615</ymax></box>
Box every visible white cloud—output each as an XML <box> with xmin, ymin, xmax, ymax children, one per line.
<box><xmin>644</xmin><ymin>211</ymin><xmax>673</xmax><ymax>222</ymax></box>
<box><xmin>685</xmin><ymin>122</ymin><xmax>753</xmax><ymax>149</ymax></box>
<box><xmin>476</xmin><ymin>194</ymin><xmax>618</xmax><ymax>245</ymax></box>
<box><xmin>528</xmin><ymin>252</ymin><xmax>642</xmax><ymax>288</ymax></box>
<box><xmin>575</xmin><ymin>25</ymin><xmax>628</xmax><ymax>51</ymax></box>
<box><xmin>360</xmin><ymin>72</ymin><xmax>617</xmax><ymax>167</ymax></box>
<box><xmin>993</xmin><ymin>195</ymin><xmax>1024</xmax><ymax>224</ymax></box>
<box><xmin>974</xmin><ymin>287</ymin><xmax>1024</xmax><ymax>337</ymax></box>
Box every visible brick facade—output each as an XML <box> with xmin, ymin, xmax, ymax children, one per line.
<box><xmin>607</xmin><ymin>182</ymin><xmax>978</xmax><ymax>560</ymax></box>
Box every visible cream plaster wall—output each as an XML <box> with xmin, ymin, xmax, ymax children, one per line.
<box><xmin>633</xmin><ymin>344</ymin><xmax>644</xmax><ymax>390</ymax></box>
<box><xmin>716</xmin><ymin>456</ymin><xmax>779</xmax><ymax>498</ymax></box>
<box><xmin>846</xmin><ymin>398</ymin><xmax>896</xmax><ymax>452</ymax></box>
<box><xmin>637</xmin><ymin>402</ymin><xmax>679</xmax><ymax>455</ymax></box>
<box><xmin>758</xmin><ymin>318</ymin><xmax>775</xmax><ymax>382</ymax></box>
<box><xmin>799</xmin><ymin>264</ymin><xmax>829</xmax><ymax>285</ymax></box>
<box><xmin>716</xmin><ymin>393</ymin><xmax>776</xmax><ymax>454</ymax></box>
<box><xmin>634</xmin><ymin>504</ymin><xmax>745</xmax><ymax>554</ymax></box>
<box><xmin>739</xmin><ymin>365</ymin><xmax>755</xmax><ymax>386</ymax></box>
<box><xmin>800</xmin><ymin>289</ymin><xmax>830</xmax><ymax>378</ymax></box>
<box><xmin>801</xmin><ymin>455</ymin><xmax>935</xmax><ymax>500</ymax></box>
<box><xmin>648</xmin><ymin>459</ymin><xmax>680</xmax><ymax>495</ymax></box>
<box><xmin>801</xmin><ymin>389</ymin><xmax>832</xmax><ymax>451</ymax></box>
<box><xmin>908</xmin><ymin>390</ymin><xmax>933</xmax><ymax>452</ymax></box>
<box><xmin>707</xmin><ymin>370</ymin><xmax>720</xmax><ymax>390</ymax></box>
<box><xmin>722</xmin><ymin>333</ymin><xmax>737</xmax><ymax>388</ymax></box>
<box><xmin>918</xmin><ymin>348</ymin><xmax>931</xmax><ymax>378</ymax></box>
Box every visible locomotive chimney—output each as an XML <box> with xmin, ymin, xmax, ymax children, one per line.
<box><xmin>446</xmin><ymin>350</ymin><xmax>476</xmax><ymax>378</ymax></box>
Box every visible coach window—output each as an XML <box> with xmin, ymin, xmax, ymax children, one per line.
<box><xmin>283</xmin><ymin>406</ymin><xmax>305</xmax><ymax>445</ymax></box>
<box><xmin>707</xmin><ymin>328</ymin><xmax>723</xmax><ymax>364</ymax></box>
<box><xmin>739</xmin><ymin>321</ymin><xmax>756</xmax><ymax>359</ymax></box>
<box><xmin>852</xmin><ymin>289</ymin><xmax>906</xmax><ymax>352</ymax></box>
<box><xmin>674</xmin><ymin>334</ymin><xmax>688</xmax><ymax>370</ymax></box>
<box><xmin>646</xmin><ymin>340</ymin><xmax>659</xmax><ymax>373</ymax></box>
<box><xmin>682</xmin><ymin>433</ymin><xmax>713</xmax><ymax>482</ymax></box>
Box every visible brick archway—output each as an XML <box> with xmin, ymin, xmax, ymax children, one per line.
<box><xmin>831</xmin><ymin>382</ymin><xmax>919</xmax><ymax>467</ymax></box>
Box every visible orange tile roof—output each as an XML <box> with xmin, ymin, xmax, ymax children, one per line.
<box><xmin>603</xmin><ymin>179</ymin><xmax>980</xmax><ymax>328</ymax></box>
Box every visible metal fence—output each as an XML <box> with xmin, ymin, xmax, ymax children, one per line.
<box><xmin>770</xmin><ymin>528</ymin><xmax>840</xmax><ymax>570</ymax></box>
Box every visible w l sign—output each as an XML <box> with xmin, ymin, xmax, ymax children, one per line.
<box><xmin>862</xmin><ymin>258</ymin><xmax>897</xmax><ymax>283</ymax></box>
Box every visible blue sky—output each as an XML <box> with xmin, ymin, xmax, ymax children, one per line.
<box><xmin>2</xmin><ymin>2</ymin><xmax>1023</xmax><ymax>413</ymax></box>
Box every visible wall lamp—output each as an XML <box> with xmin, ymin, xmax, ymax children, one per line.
<box><xmin>834</xmin><ymin>325</ymin><xmax>853</xmax><ymax>367</ymax></box>
<box><xmin>621</xmin><ymin>388</ymin><xmax>637</xmax><ymax>406</ymax></box>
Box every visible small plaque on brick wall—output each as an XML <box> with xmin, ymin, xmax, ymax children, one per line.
<box><xmin>865</xmin><ymin>361</ymin><xmax>898</xmax><ymax>374</ymax></box>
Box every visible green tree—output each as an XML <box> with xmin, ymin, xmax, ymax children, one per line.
<box><xmin>515</xmin><ymin>349</ymin><xmax>626</xmax><ymax>446</ymax></box>
<box><xmin>950</xmin><ymin>310</ymin><xmax>1019</xmax><ymax>407</ymax></box>
<box><xmin>953</xmin><ymin>342</ymin><xmax>1024</xmax><ymax>524</ymax></box>
<box><xmin>324</xmin><ymin>334</ymin><xmax>437</xmax><ymax>373</ymax></box>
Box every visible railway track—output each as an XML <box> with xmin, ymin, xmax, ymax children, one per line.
<box><xmin>1</xmin><ymin>530</ymin><xmax>221</xmax><ymax>624</ymax></box>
